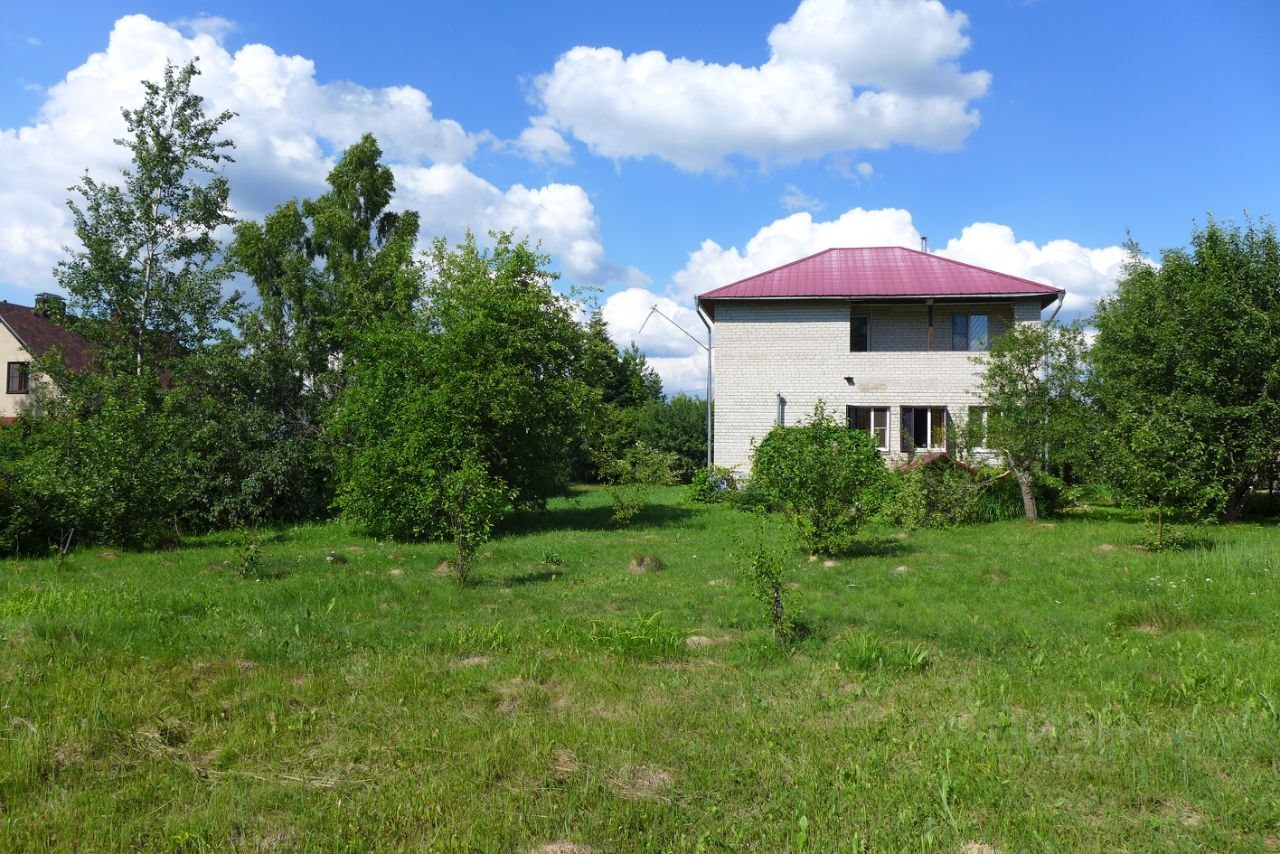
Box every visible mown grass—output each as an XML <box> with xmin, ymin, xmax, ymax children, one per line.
<box><xmin>2</xmin><ymin>487</ymin><xmax>1279</xmax><ymax>851</ymax></box>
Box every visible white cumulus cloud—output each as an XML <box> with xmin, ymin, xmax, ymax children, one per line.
<box><xmin>524</xmin><ymin>0</ymin><xmax>991</xmax><ymax>172</ymax></box>
<box><xmin>0</xmin><ymin>14</ymin><xmax>628</xmax><ymax>295</ymax></box>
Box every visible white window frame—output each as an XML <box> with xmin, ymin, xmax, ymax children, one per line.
<box><xmin>901</xmin><ymin>406</ymin><xmax>949</xmax><ymax>451</ymax></box>
<box><xmin>847</xmin><ymin>405</ymin><xmax>889</xmax><ymax>451</ymax></box>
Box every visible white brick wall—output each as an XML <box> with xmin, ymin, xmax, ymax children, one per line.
<box><xmin>710</xmin><ymin>298</ymin><xmax>1043</xmax><ymax>472</ymax></box>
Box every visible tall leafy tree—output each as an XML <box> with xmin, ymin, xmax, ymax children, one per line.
<box><xmin>332</xmin><ymin>232</ymin><xmax>596</xmax><ymax>539</ymax></box>
<box><xmin>304</xmin><ymin>133</ymin><xmax>422</xmax><ymax>344</ymax></box>
<box><xmin>56</xmin><ymin>60</ymin><xmax>238</xmax><ymax>376</ymax></box>
<box><xmin>1091</xmin><ymin>217</ymin><xmax>1280</xmax><ymax>521</ymax></box>
<box><xmin>977</xmin><ymin>321</ymin><xmax>1091</xmax><ymax>520</ymax></box>
<box><xmin>225</xmin><ymin>136</ymin><xmax>425</xmax><ymax>524</ymax></box>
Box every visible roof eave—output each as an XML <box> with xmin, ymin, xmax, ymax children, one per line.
<box><xmin>697</xmin><ymin>290</ymin><xmax>1064</xmax><ymax>308</ymax></box>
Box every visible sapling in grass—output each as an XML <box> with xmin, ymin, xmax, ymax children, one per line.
<box><xmin>737</xmin><ymin>539</ymin><xmax>795</xmax><ymax>644</ymax></box>
<box><xmin>442</xmin><ymin>455</ymin><xmax>513</xmax><ymax>583</ymax></box>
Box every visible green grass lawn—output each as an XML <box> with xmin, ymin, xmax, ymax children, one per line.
<box><xmin>2</xmin><ymin>487</ymin><xmax>1279</xmax><ymax>851</ymax></box>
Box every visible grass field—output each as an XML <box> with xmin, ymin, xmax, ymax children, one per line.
<box><xmin>2</xmin><ymin>486</ymin><xmax>1279</xmax><ymax>851</ymax></box>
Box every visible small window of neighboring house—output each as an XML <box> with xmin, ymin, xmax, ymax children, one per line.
<box><xmin>847</xmin><ymin>405</ymin><xmax>889</xmax><ymax>450</ymax></box>
<box><xmin>850</xmin><ymin>312</ymin><xmax>870</xmax><ymax>352</ymax></box>
<box><xmin>968</xmin><ymin>406</ymin><xmax>989</xmax><ymax>448</ymax></box>
<box><xmin>6</xmin><ymin>362</ymin><xmax>29</xmax><ymax>395</ymax></box>
<box><xmin>952</xmin><ymin>314</ymin><xmax>989</xmax><ymax>351</ymax></box>
<box><xmin>900</xmin><ymin>406</ymin><xmax>949</xmax><ymax>451</ymax></box>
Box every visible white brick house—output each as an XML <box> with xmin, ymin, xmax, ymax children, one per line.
<box><xmin>696</xmin><ymin>247</ymin><xmax>1064</xmax><ymax>472</ymax></box>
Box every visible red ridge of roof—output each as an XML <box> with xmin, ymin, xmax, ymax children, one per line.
<box><xmin>0</xmin><ymin>301</ymin><xmax>97</xmax><ymax>372</ymax></box>
<box><xmin>697</xmin><ymin>246</ymin><xmax>1063</xmax><ymax>302</ymax></box>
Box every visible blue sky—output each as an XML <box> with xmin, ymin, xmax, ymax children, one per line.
<box><xmin>1</xmin><ymin>1</ymin><xmax>1276</xmax><ymax>392</ymax></box>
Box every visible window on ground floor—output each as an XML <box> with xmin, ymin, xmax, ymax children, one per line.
<box><xmin>6</xmin><ymin>362</ymin><xmax>29</xmax><ymax>394</ymax></box>
<box><xmin>847</xmin><ymin>405</ymin><xmax>888</xmax><ymax>450</ymax></box>
<box><xmin>900</xmin><ymin>406</ymin><xmax>949</xmax><ymax>451</ymax></box>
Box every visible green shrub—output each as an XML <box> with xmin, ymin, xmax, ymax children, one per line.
<box><xmin>687</xmin><ymin>465</ymin><xmax>736</xmax><ymax>504</ymax></box>
<box><xmin>600</xmin><ymin>442</ymin><xmax>678</xmax><ymax>525</ymax></box>
<box><xmin>750</xmin><ymin>402</ymin><xmax>886</xmax><ymax>554</ymax></box>
<box><xmin>879</xmin><ymin>458</ymin><xmax>1023</xmax><ymax>529</ymax></box>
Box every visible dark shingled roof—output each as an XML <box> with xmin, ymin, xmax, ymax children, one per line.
<box><xmin>697</xmin><ymin>246</ymin><xmax>1064</xmax><ymax>307</ymax></box>
<box><xmin>0</xmin><ymin>301</ymin><xmax>97</xmax><ymax>372</ymax></box>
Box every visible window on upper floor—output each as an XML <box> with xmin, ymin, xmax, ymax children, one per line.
<box><xmin>901</xmin><ymin>406</ymin><xmax>949</xmax><ymax>451</ymax></box>
<box><xmin>847</xmin><ymin>405</ymin><xmax>888</xmax><ymax>450</ymax></box>
<box><xmin>7</xmin><ymin>362</ymin><xmax>29</xmax><ymax>394</ymax></box>
<box><xmin>952</xmin><ymin>313</ymin><xmax>989</xmax><ymax>351</ymax></box>
<box><xmin>850</xmin><ymin>312</ymin><xmax>869</xmax><ymax>352</ymax></box>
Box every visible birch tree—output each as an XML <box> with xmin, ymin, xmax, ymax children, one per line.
<box><xmin>56</xmin><ymin>59</ymin><xmax>238</xmax><ymax>376</ymax></box>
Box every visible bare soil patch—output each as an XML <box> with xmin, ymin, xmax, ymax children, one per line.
<box><xmin>609</xmin><ymin>764</ymin><xmax>674</xmax><ymax>800</ymax></box>
<box><xmin>548</xmin><ymin>749</ymin><xmax>578</xmax><ymax>781</ymax></box>
<box><xmin>627</xmin><ymin>555</ymin><xmax>665</xmax><ymax>574</ymax></box>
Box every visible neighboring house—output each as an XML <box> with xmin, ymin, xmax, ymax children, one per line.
<box><xmin>696</xmin><ymin>246</ymin><xmax>1064</xmax><ymax>472</ymax></box>
<box><xmin>0</xmin><ymin>295</ymin><xmax>96</xmax><ymax>423</ymax></box>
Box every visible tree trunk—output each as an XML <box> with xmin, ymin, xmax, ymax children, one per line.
<box><xmin>1223</xmin><ymin>480</ymin><xmax>1255</xmax><ymax>524</ymax></box>
<box><xmin>1006</xmin><ymin>453</ymin><xmax>1038</xmax><ymax>520</ymax></box>
<box><xmin>1016</xmin><ymin>470</ymin><xmax>1038</xmax><ymax>521</ymax></box>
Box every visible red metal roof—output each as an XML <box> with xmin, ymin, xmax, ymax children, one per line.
<box><xmin>697</xmin><ymin>247</ymin><xmax>1063</xmax><ymax>306</ymax></box>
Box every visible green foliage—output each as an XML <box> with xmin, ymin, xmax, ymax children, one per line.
<box><xmin>879</xmin><ymin>459</ymin><xmax>1025</xmax><ymax>529</ymax></box>
<box><xmin>736</xmin><ymin>539</ymin><xmax>794</xmax><ymax>644</ymax></box>
<box><xmin>687</xmin><ymin>465</ymin><xmax>736</xmax><ymax>504</ymax></box>
<box><xmin>234</xmin><ymin>529</ymin><xmax>264</xmax><ymax>578</ymax></box>
<box><xmin>750</xmin><ymin>402</ymin><xmax>886</xmax><ymax>555</ymax></box>
<box><xmin>1091</xmin><ymin>216</ymin><xmax>1280</xmax><ymax>522</ymax></box>
<box><xmin>632</xmin><ymin>393</ymin><xmax>708</xmax><ymax>480</ymax></box>
<box><xmin>55</xmin><ymin>60</ymin><xmax>239</xmax><ymax>377</ymax></box>
<box><xmin>332</xmin><ymin>232</ymin><xmax>595</xmax><ymax>539</ymax></box>
<box><xmin>442</xmin><ymin>456</ymin><xmax>514</xmax><ymax>583</ymax></box>
<box><xmin>977</xmin><ymin>320</ymin><xmax>1091</xmax><ymax>520</ymax></box>
<box><xmin>600</xmin><ymin>442</ymin><xmax>678</xmax><ymax>525</ymax></box>
<box><xmin>0</xmin><ymin>379</ymin><xmax>194</xmax><ymax>551</ymax></box>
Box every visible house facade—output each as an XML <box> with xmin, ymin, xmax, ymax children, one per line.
<box><xmin>0</xmin><ymin>296</ymin><xmax>95</xmax><ymax>423</ymax></box>
<box><xmin>696</xmin><ymin>247</ymin><xmax>1064</xmax><ymax>472</ymax></box>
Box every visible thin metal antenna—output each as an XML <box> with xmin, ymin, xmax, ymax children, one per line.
<box><xmin>640</xmin><ymin>304</ymin><xmax>708</xmax><ymax>351</ymax></box>
<box><xmin>636</xmin><ymin>303</ymin><xmax>713</xmax><ymax>467</ymax></box>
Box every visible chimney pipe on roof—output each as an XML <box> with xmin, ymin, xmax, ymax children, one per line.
<box><xmin>920</xmin><ymin>236</ymin><xmax>929</xmax><ymax>253</ymax></box>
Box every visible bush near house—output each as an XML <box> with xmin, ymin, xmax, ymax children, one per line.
<box><xmin>750</xmin><ymin>401</ymin><xmax>886</xmax><ymax>555</ymax></box>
